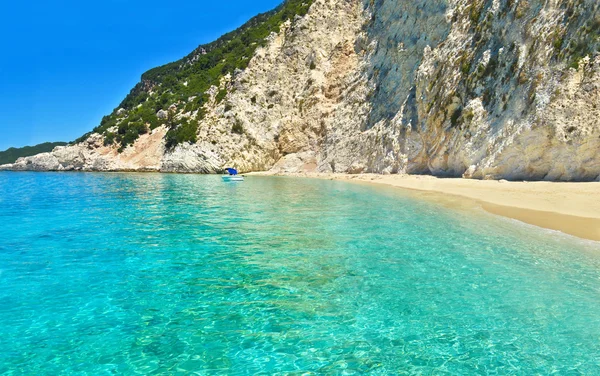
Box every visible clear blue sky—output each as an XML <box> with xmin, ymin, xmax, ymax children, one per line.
<box><xmin>0</xmin><ymin>0</ymin><xmax>282</xmax><ymax>150</ymax></box>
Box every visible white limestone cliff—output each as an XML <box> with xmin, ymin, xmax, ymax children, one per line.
<box><xmin>3</xmin><ymin>0</ymin><xmax>599</xmax><ymax>181</ymax></box>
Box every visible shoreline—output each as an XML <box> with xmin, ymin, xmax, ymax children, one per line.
<box><xmin>252</xmin><ymin>172</ymin><xmax>600</xmax><ymax>242</ymax></box>
<box><xmin>3</xmin><ymin>169</ymin><xmax>599</xmax><ymax>242</ymax></box>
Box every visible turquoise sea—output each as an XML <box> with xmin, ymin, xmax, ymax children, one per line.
<box><xmin>1</xmin><ymin>172</ymin><xmax>600</xmax><ymax>375</ymax></box>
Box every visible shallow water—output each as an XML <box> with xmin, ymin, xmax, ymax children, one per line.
<box><xmin>1</xmin><ymin>172</ymin><xmax>600</xmax><ymax>375</ymax></box>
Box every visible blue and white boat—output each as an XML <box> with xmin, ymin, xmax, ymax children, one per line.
<box><xmin>222</xmin><ymin>168</ymin><xmax>244</xmax><ymax>182</ymax></box>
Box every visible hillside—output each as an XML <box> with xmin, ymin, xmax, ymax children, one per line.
<box><xmin>0</xmin><ymin>142</ymin><xmax>67</xmax><ymax>165</ymax></box>
<box><xmin>75</xmin><ymin>0</ymin><xmax>314</xmax><ymax>151</ymax></box>
<box><xmin>2</xmin><ymin>0</ymin><xmax>599</xmax><ymax>181</ymax></box>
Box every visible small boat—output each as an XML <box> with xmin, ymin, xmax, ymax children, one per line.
<box><xmin>222</xmin><ymin>175</ymin><xmax>244</xmax><ymax>182</ymax></box>
<box><xmin>222</xmin><ymin>168</ymin><xmax>244</xmax><ymax>182</ymax></box>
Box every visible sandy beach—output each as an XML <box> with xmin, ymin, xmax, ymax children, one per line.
<box><xmin>253</xmin><ymin>172</ymin><xmax>600</xmax><ymax>242</ymax></box>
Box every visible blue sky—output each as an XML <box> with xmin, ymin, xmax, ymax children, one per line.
<box><xmin>0</xmin><ymin>0</ymin><xmax>282</xmax><ymax>150</ymax></box>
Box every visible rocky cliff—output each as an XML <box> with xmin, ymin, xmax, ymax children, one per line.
<box><xmin>2</xmin><ymin>0</ymin><xmax>599</xmax><ymax>181</ymax></box>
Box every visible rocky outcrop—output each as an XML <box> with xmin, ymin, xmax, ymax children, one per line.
<box><xmin>160</xmin><ymin>144</ymin><xmax>223</xmax><ymax>173</ymax></box>
<box><xmin>3</xmin><ymin>0</ymin><xmax>599</xmax><ymax>181</ymax></box>
<box><xmin>3</xmin><ymin>128</ymin><xmax>168</xmax><ymax>172</ymax></box>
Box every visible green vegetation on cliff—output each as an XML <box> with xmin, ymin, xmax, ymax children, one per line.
<box><xmin>0</xmin><ymin>142</ymin><xmax>67</xmax><ymax>165</ymax></box>
<box><xmin>556</xmin><ymin>6</ymin><xmax>600</xmax><ymax>69</ymax></box>
<box><xmin>83</xmin><ymin>0</ymin><xmax>314</xmax><ymax>151</ymax></box>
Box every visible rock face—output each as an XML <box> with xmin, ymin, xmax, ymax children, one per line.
<box><xmin>3</xmin><ymin>0</ymin><xmax>599</xmax><ymax>181</ymax></box>
<box><xmin>2</xmin><ymin>128</ymin><xmax>168</xmax><ymax>172</ymax></box>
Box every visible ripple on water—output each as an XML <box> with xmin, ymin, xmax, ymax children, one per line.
<box><xmin>0</xmin><ymin>172</ymin><xmax>600</xmax><ymax>374</ymax></box>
